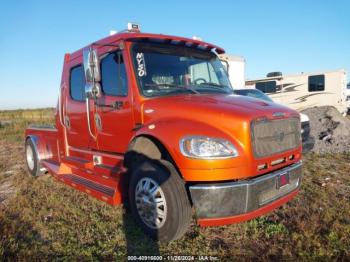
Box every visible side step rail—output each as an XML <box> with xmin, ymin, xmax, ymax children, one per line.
<box><xmin>41</xmin><ymin>159</ymin><xmax>123</xmax><ymax>205</ymax></box>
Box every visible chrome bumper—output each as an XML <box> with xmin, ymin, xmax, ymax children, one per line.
<box><xmin>189</xmin><ymin>161</ymin><xmax>302</xmax><ymax>219</ymax></box>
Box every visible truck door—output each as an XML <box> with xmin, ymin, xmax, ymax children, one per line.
<box><xmin>63</xmin><ymin>64</ymin><xmax>93</xmax><ymax>150</ymax></box>
<box><xmin>93</xmin><ymin>50</ymin><xmax>134</xmax><ymax>153</ymax></box>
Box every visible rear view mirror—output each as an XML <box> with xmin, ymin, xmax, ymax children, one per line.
<box><xmin>85</xmin><ymin>82</ymin><xmax>102</xmax><ymax>99</ymax></box>
<box><xmin>220</xmin><ymin>59</ymin><xmax>229</xmax><ymax>76</ymax></box>
<box><xmin>83</xmin><ymin>47</ymin><xmax>101</xmax><ymax>83</ymax></box>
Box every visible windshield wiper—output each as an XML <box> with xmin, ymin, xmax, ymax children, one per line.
<box><xmin>144</xmin><ymin>83</ymin><xmax>200</xmax><ymax>94</ymax></box>
<box><xmin>198</xmin><ymin>82</ymin><xmax>233</xmax><ymax>93</ymax></box>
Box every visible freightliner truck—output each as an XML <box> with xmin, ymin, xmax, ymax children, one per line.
<box><xmin>25</xmin><ymin>23</ymin><xmax>302</xmax><ymax>242</ymax></box>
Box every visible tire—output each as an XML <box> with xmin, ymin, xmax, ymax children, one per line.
<box><xmin>129</xmin><ymin>160</ymin><xmax>192</xmax><ymax>242</ymax></box>
<box><xmin>25</xmin><ymin>138</ymin><xmax>41</xmax><ymax>177</ymax></box>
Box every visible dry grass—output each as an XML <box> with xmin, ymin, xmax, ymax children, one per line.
<box><xmin>0</xmin><ymin>109</ymin><xmax>349</xmax><ymax>260</ymax></box>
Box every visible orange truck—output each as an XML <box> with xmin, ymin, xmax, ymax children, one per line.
<box><xmin>25</xmin><ymin>23</ymin><xmax>302</xmax><ymax>242</ymax></box>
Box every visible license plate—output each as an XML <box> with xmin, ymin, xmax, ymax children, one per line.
<box><xmin>277</xmin><ymin>172</ymin><xmax>290</xmax><ymax>189</ymax></box>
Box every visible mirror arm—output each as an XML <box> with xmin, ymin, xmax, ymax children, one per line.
<box><xmin>85</xmin><ymin>97</ymin><xmax>97</xmax><ymax>140</ymax></box>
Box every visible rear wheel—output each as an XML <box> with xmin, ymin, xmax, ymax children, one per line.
<box><xmin>129</xmin><ymin>160</ymin><xmax>192</xmax><ymax>242</ymax></box>
<box><xmin>25</xmin><ymin>138</ymin><xmax>41</xmax><ymax>177</ymax></box>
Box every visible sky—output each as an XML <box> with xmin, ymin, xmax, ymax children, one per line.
<box><xmin>0</xmin><ymin>0</ymin><xmax>349</xmax><ymax>109</ymax></box>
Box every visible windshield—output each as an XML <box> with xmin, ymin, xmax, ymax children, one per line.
<box><xmin>234</xmin><ymin>89</ymin><xmax>274</xmax><ymax>103</ymax></box>
<box><xmin>131</xmin><ymin>43</ymin><xmax>232</xmax><ymax>97</ymax></box>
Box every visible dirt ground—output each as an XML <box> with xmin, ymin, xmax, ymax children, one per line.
<box><xmin>0</xmin><ymin>109</ymin><xmax>349</xmax><ymax>260</ymax></box>
<box><xmin>302</xmin><ymin>106</ymin><xmax>350</xmax><ymax>154</ymax></box>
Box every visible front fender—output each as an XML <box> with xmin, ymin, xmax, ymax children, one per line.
<box><xmin>133</xmin><ymin>118</ymin><xmax>251</xmax><ymax>180</ymax></box>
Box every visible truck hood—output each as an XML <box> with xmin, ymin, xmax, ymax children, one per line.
<box><xmin>142</xmin><ymin>93</ymin><xmax>297</xmax><ymax>124</ymax></box>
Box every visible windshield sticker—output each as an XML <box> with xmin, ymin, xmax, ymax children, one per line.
<box><xmin>136</xmin><ymin>53</ymin><xmax>147</xmax><ymax>77</ymax></box>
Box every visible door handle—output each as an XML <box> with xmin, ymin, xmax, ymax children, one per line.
<box><xmin>96</xmin><ymin>101</ymin><xmax>124</xmax><ymax>110</ymax></box>
<box><xmin>64</xmin><ymin>116</ymin><xmax>70</xmax><ymax>129</ymax></box>
<box><xmin>113</xmin><ymin>101</ymin><xmax>124</xmax><ymax>110</ymax></box>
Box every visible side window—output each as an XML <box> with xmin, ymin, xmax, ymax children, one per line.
<box><xmin>70</xmin><ymin>65</ymin><xmax>85</xmax><ymax>101</ymax></box>
<box><xmin>256</xmin><ymin>81</ymin><xmax>277</xmax><ymax>93</ymax></box>
<box><xmin>308</xmin><ymin>75</ymin><xmax>325</xmax><ymax>92</ymax></box>
<box><xmin>101</xmin><ymin>52</ymin><xmax>128</xmax><ymax>96</ymax></box>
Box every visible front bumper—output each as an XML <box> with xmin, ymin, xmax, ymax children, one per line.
<box><xmin>189</xmin><ymin>161</ymin><xmax>302</xmax><ymax>225</ymax></box>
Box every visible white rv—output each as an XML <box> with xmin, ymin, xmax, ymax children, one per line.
<box><xmin>219</xmin><ymin>54</ymin><xmax>245</xmax><ymax>89</ymax></box>
<box><xmin>245</xmin><ymin>69</ymin><xmax>348</xmax><ymax>114</ymax></box>
<box><xmin>346</xmin><ymin>82</ymin><xmax>350</xmax><ymax>112</ymax></box>
<box><xmin>220</xmin><ymin>54</ymin><xmax>348</xmax><ymax>114</ymax></box>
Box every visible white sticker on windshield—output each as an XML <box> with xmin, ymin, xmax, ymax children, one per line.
<box><xmin>136</xmin><ymin>53</ymin><xmax>147</xmax><ymax>77</ymax></box>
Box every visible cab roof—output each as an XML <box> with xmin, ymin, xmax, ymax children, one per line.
<box><xmin>68</xmin><ymin>32</ymin><xmax>225</xmax><ymax>61</ymax></box>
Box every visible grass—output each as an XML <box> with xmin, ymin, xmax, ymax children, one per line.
<box><xmin>0</xmin><ymin>109</ymin><xmax>349</xmax><ymax>260</ymax></box>
<box><xmin>0</xmin><ymin>108</ymin><xmax>55</xmax><ymax>142</ymax></box>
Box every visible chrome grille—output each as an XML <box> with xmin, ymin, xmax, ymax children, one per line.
<box><xmin>251</xmin><ymin>117</ymin><xmax>301</xmax><ymax>158</ymax></box>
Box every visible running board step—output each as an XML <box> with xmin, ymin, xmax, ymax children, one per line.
<box><xmin>57</xmin><ymin>173</ymin><xmax>121</xmax><ymax>205</ymax></box>
<box><xmin>61</xmin><ymin>174</ymin><xmax>115</xmax><ymax>197</ymax></box>
<box><xmin>63</xmin><ymin>156</ymin><xmax>93</xmax><ymax>170</ymax></box>
<box><xmin>41</xmin><ymin>159</ymin><xmax>123</xmax><ymax>206</ymax></box>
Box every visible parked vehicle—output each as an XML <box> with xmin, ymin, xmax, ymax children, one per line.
<box><xmin>246</xmin><ymin>69</ymin><xmax>348</xmax><ymax>115</ymax></box>
<box><xmin>220</xmin><ymin>55</ymin><xmax>348</xmax><ymax>115</ymax></box>
<box><xmin>233</xmin><ymin>88</ymin><xmax>310</xmax><ymax>141</ymax></box>
<box><xmin>25</xmin><ymin>23</ymin><xmax>302</xmax><ymax>242</ymax></box>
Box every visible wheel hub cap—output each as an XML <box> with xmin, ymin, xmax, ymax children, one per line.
<box><xmin>135</xmin><ymin>177</ymin><xmax>167</xmax><ymax>229</ymax></box>
<box><xmin>26</xmin><ymin>144</ymin><xmax>35</xmax><ymax>171</ymax></box>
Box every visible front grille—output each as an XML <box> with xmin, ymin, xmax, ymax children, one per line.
<box><xmin>251</xmin><ymin>117</ymin><xmax>301</xmax><ymax>158</ymax></box>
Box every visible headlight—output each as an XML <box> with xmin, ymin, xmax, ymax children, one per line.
<box><xmin>179</xmin><ymin>136</ymin><xmax>238</xmax><ymax>159</ymax></box>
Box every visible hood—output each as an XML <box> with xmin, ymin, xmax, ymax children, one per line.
<box><xmin>141</xmin><ymin>93</ymin><xmax>298</xmax><ymax>125</ymax></box>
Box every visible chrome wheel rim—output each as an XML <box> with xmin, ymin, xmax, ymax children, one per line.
<box><xmin>26</xmin><ymin>144</ymin><xmax>35</xmax><ymax>171</ymax></box>
<box><xmin>135</xmin><ymin>177</ymin><xmax>167</xmax><ymax>229</ymax></box>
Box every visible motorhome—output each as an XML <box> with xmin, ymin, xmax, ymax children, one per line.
<box><xmin>245</xmin><ymin>69</ymin><xmax>348</xmax><ymax>114</ymax></box>
<box><xmin>346</xmin><ymin>82</ymin><xmax>350</xmax><ymax>112</ymax></box>
<box><xmin>220</xmin><ymin>55</ymin><xmax>348</xmax><ymax>114</ymax></box>
<box><xmin>219</xmin><ymin>54</ymin><xmax>245</xmax><ymax>89</ymax></box>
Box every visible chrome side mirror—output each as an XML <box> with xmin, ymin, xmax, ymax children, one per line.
<box><xmin>83</xmin><ymin>47</ymin><xmax>101</xmax><ymax>83</ymax></box>
<box><xmin>85</xmin><ymin>83</ymin><xmax>102</xmax><ymax>99</ymax></box>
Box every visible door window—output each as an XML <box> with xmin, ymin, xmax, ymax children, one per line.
<box><xmin>70</xmin><ymin>65</ymin><xmax>86</xmax><ymax>101</ymax></box>
<box><xmin>101</xmin><ymin>52</ymin><xmax>128</xmax><ymax>96</ymax></box>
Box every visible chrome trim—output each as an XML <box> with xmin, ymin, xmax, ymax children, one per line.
<box><xmin>272</xmin><ymin>112</ymin><xmax>285</xmax><ymax>117</ymax></box>
<box><xmin>26</xmin><ymin>135</ymin><xmax>40</xmax><ymax>162</ymax></box>
<box><xmin>250</xmin><ymin>116</ymin><xmax>301</xmax><ymax>159</ymax></box>
<box><xmin>27</xmin><ymin>125</ymin><xmax>57</xmax><ymax>132</ymax></box>
<box><xmin>85</xmin><ymin>97</ymin><xmax>97</xmax><ymax>140</ymax></box>
<box><xmin>189</xmin><ymin>161</ymin><xmax>302</xmax><ymax>218</ymax></box>
<box><xmin>26</xmin><ymin>139</ymin><xmax>35</xmax><ymax>170</ymax></box>
<box><xmin>135</xmin><ymin>177</ymin><xmax>167</xmax><ymax>229</ymax></box>
<box><xmin>26</xmin><ymin>135</ymin><xmax>48</xmax><ymax>175</ymax></box>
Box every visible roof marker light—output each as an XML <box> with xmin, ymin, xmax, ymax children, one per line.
<box><xmin>127</xmin><ymin>22</ymin><xmax>141</xmax><ymax>32</ymax></box>
<box><xmin>192</xmin><ymin>36</ymin><xmax>202</xmax><ymax>41</ymax></box>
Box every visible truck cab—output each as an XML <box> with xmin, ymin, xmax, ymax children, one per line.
<box><xmin>25</xmin><ymin>24</ymin><xmax>302</xmax><ymax>242</ymax></box>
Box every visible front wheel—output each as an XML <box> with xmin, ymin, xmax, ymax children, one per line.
<box><xmin>129</xmin><ymin>160</ymin><xmax>192</xmax><ymax>242</ymax></box>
